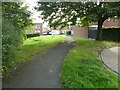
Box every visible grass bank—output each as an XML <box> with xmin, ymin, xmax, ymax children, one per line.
<box><xmin>15</xmin><ymin>35</ymin><xmax>66</xmax><ymax>64</ymax></box>
<box><xmin>61</xmin><ymin>37</ymin><xmax>119</xmax><ymax>88</ymax></box>
<box><xmin>3</xmin><ymin>35</ymin><xmax>66</xmax><ymax>77</ymax></box>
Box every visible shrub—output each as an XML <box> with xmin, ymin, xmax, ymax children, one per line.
<box><xmin>2</xmin><ymin>2</ymin><xmax>33</xmax><ymax>77</ymax></box>
<box><xmin>66</xmin><ymin>31</ymin><xmax>71</xmax><ymax>35</ymax></box>
<box><xmin>26</xmin><ymin>33</ymin><xmax>40</xmax><ymax>38</ymax></box>
<box><xmin>2</xmin><ymin>19</ymin><xmax>22</xmax><ymax>76</ymax></box>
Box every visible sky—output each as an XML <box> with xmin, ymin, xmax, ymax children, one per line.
<box><xmin>24</xmin><ymin>0</ymin><xmax>48</xmax><ymax>27</ymax></box>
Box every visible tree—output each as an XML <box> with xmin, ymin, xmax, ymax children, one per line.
<box><xmin>35</xmin><ymin>1</ymin><xmax>120</xmax><ymax>40</ymax></box>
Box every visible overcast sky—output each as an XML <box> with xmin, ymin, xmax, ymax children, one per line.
<box><xmin>25</xmin><ymin>0</ymin><xmax>48</xmax><ymax>27</ymax></box>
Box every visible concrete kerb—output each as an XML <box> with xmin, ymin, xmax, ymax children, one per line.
<box><xmin>100</xmin><ymin>46</ymin><xmax>119</xmax><ymax>75</ymax></box>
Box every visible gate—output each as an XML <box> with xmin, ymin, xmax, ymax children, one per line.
<box><xmin>88</xmin><ymin>30</ymin><xmax>97</xmax><ymax>39</ymax></box>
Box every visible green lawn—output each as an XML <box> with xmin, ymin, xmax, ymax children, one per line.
<box><xmin>61</xmin><ymin>37</ymin><xmax>119</xmax><ymax>88</ymax></box>
<box><xmin>14</xmin><ymin>35</ymin><xmax>66</xmax><ymax>64</ymax></box>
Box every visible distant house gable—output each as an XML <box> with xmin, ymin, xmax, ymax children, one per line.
<box><xmin>34</xmin><ymin>23</ymin><xmax>43</xmax><ymax>34</ymax></box>
<box><xmin>34</xmin><ymin>23</ymin><xmax>43</xmax><ymax>29</ymax></box>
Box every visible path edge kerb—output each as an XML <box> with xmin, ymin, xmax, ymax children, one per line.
<box><xmin>100</xmin><ymin>46</ymin><xmax>119</xmax><ymax>74</ymax></box>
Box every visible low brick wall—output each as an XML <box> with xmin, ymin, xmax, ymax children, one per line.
<box><xmin>72</xmin><ymin>26</ymin><xmax>88</xmax><ymax>38</ymax></box>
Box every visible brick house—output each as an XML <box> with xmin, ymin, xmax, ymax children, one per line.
<box><xmin>26</xmin><ymin>23</ymin><xmax>43</xmax><ymax>35</ymax></box>
<box><xmin>103</xmin><ymin>18</ymin><xmax>120</xmax><ymax>28</ymax></box>
<box><xmin>71</xmin><ymin>26</ymin><xmax>88</xmax><ymax>38</ymax></box>
<box><xmin>72</xmin><ymin>18</ymin><xmax>120</xmax><ymax>38</ymax></box>
<box><xmin>34</xmin><ymin>23</ymin><xmax>43</xmax><ymax>35</ymax></box>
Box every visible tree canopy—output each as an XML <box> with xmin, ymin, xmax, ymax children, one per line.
<box><xmin>35</xmin><ymin>1</ymin><xmax>120</xmax><ymax>40</ymax></box>
<box><xmin>2</xmin><ymin>2</ymin><xmax>33</xmax><ymax>30</ymax></box>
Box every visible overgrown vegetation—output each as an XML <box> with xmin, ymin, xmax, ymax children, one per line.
<box><xmin>66</xmin><ymin>31</ymin><xmax>71</xmax><ymax>35</ymax></box>
<box><xmin>61</xmin><ymin>37</ymin><xmax>119</xmax><ymax>88</ymax></box>
<box><xmin>2</xmin><ymin>2</ymin><xmax>33</xmax><ymax>76</ymax></box>
<box><xmin>2</xmin><ymin>19</ymin><xmax>22</xmax><ymax>76</ymax></box>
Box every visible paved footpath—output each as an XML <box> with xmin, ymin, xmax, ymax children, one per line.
<box><xmin>3</xmin><ymin>36</ymin><xmax>75</xmax><ymax>88</ymax></box>
<box><xmin>101</xmin><ymin>47</ymin><xmax>120</xmax><ymax>74</ymax></box>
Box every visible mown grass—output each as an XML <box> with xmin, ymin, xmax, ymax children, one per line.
<box><xmin>61</xmin><ymin>37</ymin><xmax>120</xmax><ymax>88</ymax></box>
<box><xmin>14</xmin><ymin>35</ymin><xmax>66</xmax><ymax>64</ymax></box>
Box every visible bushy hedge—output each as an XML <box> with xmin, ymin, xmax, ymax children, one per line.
<box><xmin>26</xmin><ymin>33</ymin><xmax>40</xmax><ymax>38</ymax></box>
<box><xmin>66</xmin><ymin>31</ymin><xmax>71</xmax><ymax>35</ymax></box>
<box><xmin>2</xmin><ymin>19</ymin><xmax>23</xmax><ymax>76</ymax></box>
<box><xmin>102</xmin><ymin>28</ymin><xmax>120</xmax><ymax>42</ymax></box>
<box><xmin>2</xmin><ymin>2</ymin><xmax>33</xmax><ymax>77</ymax></box>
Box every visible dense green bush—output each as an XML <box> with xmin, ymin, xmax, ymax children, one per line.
<box><xmin>66</xmin><ymin>31</ymin><xmax>71</xmax><ymax>35</ymax></box>
<box><xmin>2</xmin><ymin>19</ymin><xmax>23</xmax><ymax>76</ymax></box>
<box><xmin>102</xmin><ymin>28</ymin><xmax>120</xmax><ymax>42</ymax></box>
<box><xmin>2</xmin><ymin>2</ymin><xmax>33</xmax><ymax>77</ymax></box>
<box><xmin>26</xmin><ymin>33</ymin><xmax>40</xmax><ymax>38</ymax></box>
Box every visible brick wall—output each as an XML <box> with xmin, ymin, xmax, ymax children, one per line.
<box><xmin>72</xmin><ymin>26</ymin><xmax>88</xmax><ymax>38</ymax></box>
<box><xmin>103</xmin><ymin>19</ymin><xmax>120</xmax><ymax>28</ymax></box>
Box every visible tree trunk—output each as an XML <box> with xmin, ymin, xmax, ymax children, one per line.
<box><xmin>96</xmin><ymin>19</ymin><xmax>104</xmax><ymax>40</ymax></box>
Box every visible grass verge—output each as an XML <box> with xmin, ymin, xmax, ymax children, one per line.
<box><xmin>14</xmin><ymin>35</ymin><xmax>66</xmax><ymax>64</ymax></box>
<box><xmin>61</xmin><ymin>37</ymin><xmax>119</xmax><ymax>88</ymax></box>
<box><xmin>3</xmin><ymin>35</ymin><xmax>66</xmax><ymax>78</ymax></box>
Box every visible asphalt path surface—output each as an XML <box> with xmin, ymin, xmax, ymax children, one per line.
<box><xmin>3</xmin><ymin>36</ymin><xmax>75</xmax><ymax>88</ymax></box>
